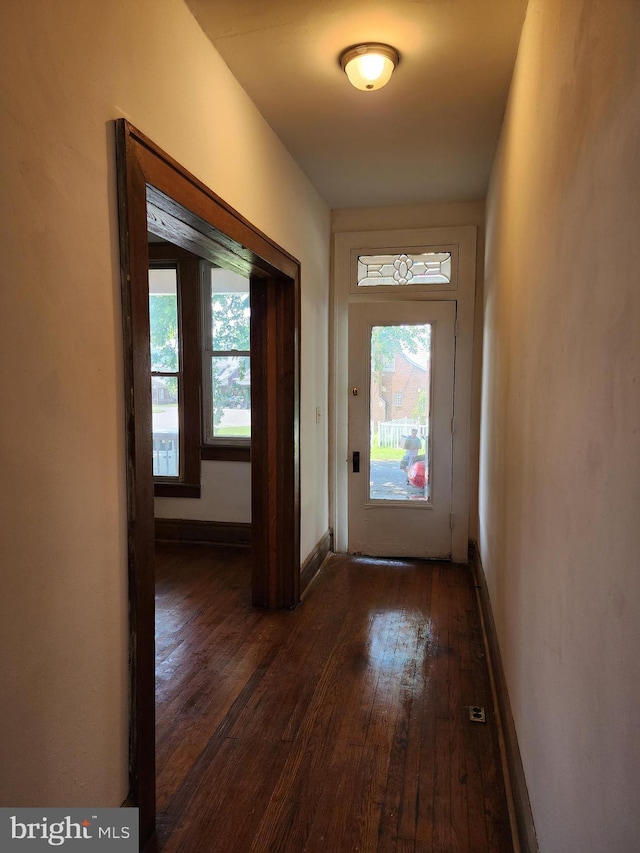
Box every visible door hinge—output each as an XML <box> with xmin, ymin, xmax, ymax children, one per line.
<box><xmin>450</xmin><ymin>513</ymin><xmax>455</xmax><ymax>529</ymax></box>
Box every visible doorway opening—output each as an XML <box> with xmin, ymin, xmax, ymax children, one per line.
<box><xmin>116</xmin><ymin>120</ymin><xmax>301</xmax><ymax>846</ymax></box>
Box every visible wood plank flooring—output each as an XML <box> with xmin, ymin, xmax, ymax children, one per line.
<box><xmin>154</xmin><ymin>543</ymin><xmax>514</xmax><ymax>852</ymax></box>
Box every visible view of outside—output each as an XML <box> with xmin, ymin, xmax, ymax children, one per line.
<box><xmin>149</xmin><ymin>267</ymin><xmax>180</xmax><ymax>477</ymax></box>
<box><xmin>208</xmin><ymin>285</ymin><xmax>251</xmax><ymax>440</ymax></box>
<box><xmin>148</xmin><ymin>266</ymin><xmax>252</xmax><ymax>480</ymax></box>
<box><xmin>369</xmin><ymin>323</ymin><xmax>432</xmax><ymax>502</ymax></box>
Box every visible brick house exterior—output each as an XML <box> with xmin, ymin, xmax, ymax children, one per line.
<box><xmin>371</xmin><ymin>350</ymin><xmax>430</xmax><ymax>427</ymax></box>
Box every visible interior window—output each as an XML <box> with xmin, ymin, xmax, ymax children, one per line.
<box><xmin>148</xmin><ymin>242</ymin><xmax>201</xmax><ymax>498</ymax></box>
<box><xmin>149</xmin><ymin>266</ymin><xmax>180</xmax><ymax>478</ymax></box>
<box><xmin>202</xmin><ymin>266</ymin><xmax>251</xmax><ymax>445</ymax></box>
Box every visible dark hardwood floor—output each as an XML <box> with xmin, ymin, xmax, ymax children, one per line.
<box><xmin>154</xmin><ymin>542</ymin><xmax>514</xmax><ymax>852</ymax></box>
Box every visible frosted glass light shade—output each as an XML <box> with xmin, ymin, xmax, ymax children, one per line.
<box><xmin>340</xmin><ymin>44</ymin><xmax>399</xmax><ymax>91</ymax></box>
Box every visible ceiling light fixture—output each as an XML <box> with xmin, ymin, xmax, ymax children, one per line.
<box><xmin>340</xmin><ymin>43</ymin><xmax>399</xmax><ymax>91</ymax></box>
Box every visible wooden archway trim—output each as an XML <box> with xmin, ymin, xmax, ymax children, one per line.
<box><xmin>115</xmin><ymin>119</ymin><xmax>301</xmax><ymax>846</ymax></box>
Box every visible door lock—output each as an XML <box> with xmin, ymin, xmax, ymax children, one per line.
<box><xmin>351</xmin><ymin>386</ymin><xmax>359</xmax><ymax>396</ymax></box>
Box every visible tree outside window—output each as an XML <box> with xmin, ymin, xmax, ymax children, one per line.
<box><xmin>203</xmin><ymin>267</ymin><xmax>251</xmax><ymax>443</ymax></box>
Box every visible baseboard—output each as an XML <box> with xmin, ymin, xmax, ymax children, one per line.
<box><xmin>470</xmin><ymin>543</ymin><xmax>539</xmax><ymax>853</ymax></box>
<box><xmin>155</xmin><ymin>517</ymin><xmax>251</xmax><ymax>547</ymax></box>
<box><xmin>300</xmin><ymin>529</ymin><xmax>333</xmax><ymax>596</ymax></box>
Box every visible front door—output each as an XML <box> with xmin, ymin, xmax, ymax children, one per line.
<box><xmin>348</xmin><ymin>301</ymin><xmax>456</xmax><ymax>558</ymax></box>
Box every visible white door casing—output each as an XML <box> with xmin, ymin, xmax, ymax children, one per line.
<box><xmin>331</xmin><ymin>226</ymin><xmax>477</xmax><ymax>563</ymax></box>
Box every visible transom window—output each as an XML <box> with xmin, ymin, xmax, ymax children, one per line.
<box><xmin>357</xmin><ymin>251</ymin><xmax>452</xmax><ymax>287</ymax></box>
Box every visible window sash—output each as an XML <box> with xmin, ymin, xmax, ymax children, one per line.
<box><xmin>148</xmin><ymin>246</ymin><xmax>201</xmax><ymax>496</ymax></box>
<box><xmin>202</xmin><ymin>264</ymin><xmax>251</xmax><ymax>446</ymax></box>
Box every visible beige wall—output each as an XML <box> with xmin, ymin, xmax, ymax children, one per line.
<box><xmin>480</xmin><ymin>1</ymin><xmax>640</xmax><ymax>849</ymax></box>
<box><xmin>332</xmin><ymin>202</ymin><xmax>485</xmax><ymax>541</ymax></box>
<box><xmin>155</xmin><ymin>464</ymin><xmax>252</xmax><ymax>523</ymax></box>
<box><xmin>0</xmin><ymin>0</ymin><xmax>329</xmax><ymax>808</ymax></box>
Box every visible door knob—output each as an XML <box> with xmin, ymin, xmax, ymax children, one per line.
<box><xmin>351</xmin><ymin>386</ymin><xmax>359</xmax><ymax>396</ymax></box>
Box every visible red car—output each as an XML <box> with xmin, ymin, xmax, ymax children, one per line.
<box><xmin>408</xmin><ymin>459</ymin><xmax>426</xmax><ymax>490</ymax></box>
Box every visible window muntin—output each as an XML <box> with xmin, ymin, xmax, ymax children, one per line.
<box><xmin>203</xmin><ymin>267</ymin><xmax>251</xmax><ymax>443</ymax></box>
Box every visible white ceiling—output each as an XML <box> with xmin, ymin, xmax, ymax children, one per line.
<box><xmin>185</xmin><ymin>0</ymin><xmax>528</xmax><ymax>209</ymax></box>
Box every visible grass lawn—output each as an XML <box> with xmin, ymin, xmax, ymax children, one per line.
<box><xmin>215</xmin><ymin>426</ymin><xmax>251</xmax><ymax>437</ymax></box>
<box><xmin>370</xmin><ymin>436</ymin><xmax>403</xmax><ymax>462</ymax></box>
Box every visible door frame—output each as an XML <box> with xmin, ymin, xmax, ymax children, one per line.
<box><xmin>115</xmin><ymin>120</ymin><xmax>301</xmax><ymax>845</ymax></box>
<box><xmin>331</xmin><ymin>226</ymin><xmax>477</xmax><ymax>563</ymax></box>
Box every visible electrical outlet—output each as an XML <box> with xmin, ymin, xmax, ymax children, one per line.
<box><xmin>468</xmin><ymin>705</ymin><xmax>486</xmax><ymax>723</ymax></box>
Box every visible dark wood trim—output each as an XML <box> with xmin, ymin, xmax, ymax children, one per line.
<box><xmin>300</xmin><ymin>529</ymin><xmax>333</xmax><ymax>597</ymax></box>
<box><xmin>470</xmin><ymin>543</ymin><xmax>539</xmax><ymax>853</ymax></box>
<box><xmin>147</xmin><ymin>242</ymin><xmax>199</xmax><ymax>261</ymax></box>
<box><xmin>155</xmin><ymin>518</ymin><xmax>251</xmax><ymax>547</ymax></box>
<box><xmin>276</xmin><ymin>274</ymin><xmax>300</xmax><ymax>608</ymax></box>
<box><xmin>250</xmin><ymin>275</ymin><xmax>300</xmax><ymax>608</ymax></box>
<box><xmin>148</xmin><ymin>194</ymin><xmax>258</xmax><ymax>280</ymax></box>
<box><xmin>142</xmin><ymin>834</ymin><xmax>158</xmax><ymax>853</ymax></box>
<box><xmin>134</xmin><ymin>133</ymin><xmax>299</xmax><ymax>279</ymax></box>
<box><xmin>115</xmin><ymin>118</ymin><xmax>301</xmax><ymax>846</ymax></box>
<box><xmin>115</xmin><ymin>119</ymin><xmax>156</xmax><ymax>843</ymax></box>
<box><xmin>176</xmin><ymin>253</ymin><xmax>201</xmax><ymax>488</ymax></box>
<box><xmin>153</xmin><ymin>482</ymin><xmax>201</xmax><ymax>499</ymax></box>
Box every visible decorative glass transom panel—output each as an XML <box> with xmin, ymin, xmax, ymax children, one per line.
<box><xmin>357</xmin><ymin>252</ymin><xmax>452</xmax><ymax>287</ymax></box>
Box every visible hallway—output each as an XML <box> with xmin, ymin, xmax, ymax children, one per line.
<box><xmin>155</xmin><ymin>544</ymin><xmax>513</xmax><ymax>851</ymax></box>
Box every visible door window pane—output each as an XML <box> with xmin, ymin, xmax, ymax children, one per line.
<box><xmin>369</xmin><ymin>323</ymin><xmax>432</xmax><ymax>502</ymax></box>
